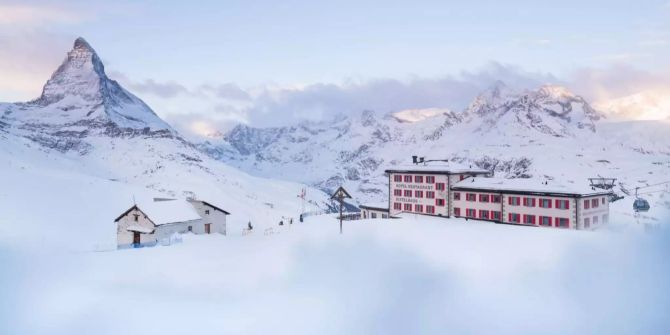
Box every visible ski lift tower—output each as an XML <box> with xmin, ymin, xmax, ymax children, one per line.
<box><xmin>588</xmin><ymin>177</ymin><xmax>622</xmax><ymax>202</ymax></box>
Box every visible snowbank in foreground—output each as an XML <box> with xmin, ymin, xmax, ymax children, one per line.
<box><xmin>1</xmin><ymin>215</ymin><xmax>668</xmax><ymax>335</ymax></box>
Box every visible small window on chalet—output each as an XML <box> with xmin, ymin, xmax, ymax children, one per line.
<box><xmin>205</xmin><ymin>209</ymin><xmax>210</xmax><ymax>215</ymax></box>
<box><xmin>133</xmin><ymin>214</ymin><xmax>139</xmax><ymax>222</ymax></box>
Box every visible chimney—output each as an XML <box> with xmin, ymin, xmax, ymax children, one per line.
<box><xmin>412</xmin><ymin>156</ymin><xmax>418</xmax><ymax>164</ymax></box>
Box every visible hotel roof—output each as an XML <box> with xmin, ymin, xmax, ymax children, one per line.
<box><xmin>384</xmin><ymin>163</ymin><xmax>490</xmax><ymax>175</ymax></box>
<box><xmin>452</xmin><ymin>177</ymin><xmax>612</xmax><ymax>197</ymax></box>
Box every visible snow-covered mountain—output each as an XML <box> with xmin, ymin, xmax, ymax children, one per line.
<box><xmin>0</xmin><ymin>38</ymin><xmax>176</xmax><ymax>153</ymax></box>
<box><xmin>0</xmin><ymin>38</ymin><xmax>329</xmax><ymax>249</ymax></box>
<box><xmin>200</xmin><ymin>82</ymin><xmax>670</xmax><ymax>219</ymax></box>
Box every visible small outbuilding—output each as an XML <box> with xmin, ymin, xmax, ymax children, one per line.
<box><xmin>360</xmin><ymin>203</ymin><xmax>390</xmax><ymax>219</ymax></box>
<box><xmin>115</xmin><ymin>198</ymin><xmax>230</xmax><ymax>249</ymax></box>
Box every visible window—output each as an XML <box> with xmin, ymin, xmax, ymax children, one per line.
<box><xmin>584</xmin><ymin>217</ymin><xmax>590</xmax><ymax>228</ymax></box>
<box><xmin>522</xmin><ymin>197</ymin><xmax>536</xmax><ymax>207</ymax></box>
<box><xmin>435</xmin><ymin>183</ymin><xmax>446</xmax><ymax>191</ymax></box>
<box><xmin>394</xmin><ymin>189</ymin><xmax>402</xmax><ymax>196</ymax></box>
<box><xmin>539</xmin><ymin>198</ymin><xmax>552</xmax><ymax>208</ymax></box>
<box><xmin>415</xmin><ymin>190</ymin><xmax>424</xmax><ymax>198</ymax></box>
<box><xmin>479</xmin><ymin>210</ymin><xmax>490</xmax><ymax>219</ymax></box>
<box><xmin>415</xmin><ymin>204</ymin><xmax>424</xmax><ymax>213</ymax></box>
<box><xmin>555</xmin><ymin>217</ymin><xmax>569</xmax><ymax>228</ymax></box>
<box><xmin>382</xmin><ymin>214</ymin><xmax>388</xmax><ymax>218</ymax></box>
<box><xmin>593</xmin><ymin>216</ymin><xmax>599</xmax><ymax>224</ymax></box>
<box><xmin>479</xmin><ymin>194</ymin><xmax>490</xmax><ymax>203</ymax></box>
<box><xmin>205</xmin><ymin>209</ymin><xmax>210</xmax><ymax>215</ymax></box>
<box><xmin>466</xmin><ymin>193</ymin><xmax>477</xmax><ymax>202</ymax></box>
<box><xmin>453</xmin><ymin>192</ymin><xmax>461</xmax><ymax>200</ymax></box>
<box><xmin>591</xmin><ymin>199</ymin><xmax>599</xmax><ymax>208</ymax></box>
<box><xmin>492</xmin><ymin>195</ymin><xmax>502</xmax><ymax>203</ymax></box>
<box><xmin>404</xmin><ymin>175</ymin><xmax>412</xmax><ymax>183</ymax></box>
<box><xmin>371</xmin><ymin>213</ymin><xmax>377</xmax><ymax>219</ymax></box>
<box><xmin>404</xmin><ymin>203</ymin><xmax>412</xmax><ymax>211</ymax></box>
<box><xmin>133</xmin><ymin>214</ymin><xmax>139</xmax><ymax>222</ymax></box>
<box><xmin>436</xmin><ymin>198</ymin><xmax>445</xmax><ymax>206</ymax></box>
<box><xmin>601</xmin><ymin>197</ymin><xmax>606</xmax><ymax>205</ymax></box>
<box><xmin>393</xmin><ymin>175</ymin><xmax>402</xmax><ymax>182</ymax></box>
<box><xmin>523</xmin><ymin>214</ymin><xmax>536</xmax><ymax>225</ymax></box>
<box><xmin>404</xmin><ymin>190</ymin><xmax>412</xmax><ymax>197</ymax></box>
<box><xmin>454</xmin><ymin>207</ymin><xmax>461</xmax><ymax>216</ymax></box>
<box><xmin>539</xmin><ymin>216</ymin><xmax>552</xmax><ymax>226</ymax></box>
<box><xmin>584</xmin><ymin>200</ymin><xmax>590</xmax><ymax>209</ymax></box>
<box><xmin>426</xmin><ymin>176</ymin><xmax>435</xmax><ymax>183</ymax></box>
<box><xmin>415</xmin><ymin>176</ymin><xmax>424</xmax><ymax>183</ymax></box>
<box><xmin>393</xmin><ymin>203</ymin><xmax>402</xmax><ymax>210</ymax></box>
<box><xmin>492</xmin><ymin>211</ymin><xmax>501</xmax><ymax>220</ymax></box>
<box><xmin>508</xmin><ymin>197</ymin><xmax>521</xmax><ymax>206</ymax></box>
<box><xmin>555</xmin><ymin>200</ymin><xmax>570</xmax><ymax>210</ymax></box>
<box><xmin>466</xmin><ymin>208</ymin><xmax>477</xmax><ymax>218</ymax></box>
<box><xmin>426</xmin><ymin>191</ymin><xmax>435</xmax><ymax>199</ymax></box>
<box><xmin>426</xmin><ymin>205</ymin><xmax>435</xmax><ymax>214</ymax></box>
<box><xmin>188</xmin><ymin>226</ymin><xmax>193</xmax><ymax>232</ymax></box>
<box><xmin>508</xmin><ymin>213</ymin><xmax>520</xmax><ymax>223</ymax></box>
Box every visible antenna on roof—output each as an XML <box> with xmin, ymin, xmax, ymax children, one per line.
<box><xmin>132</xmin><ymin>194</ymin><xmax>136</xmax><ymax>205</ymax></box>
<box><xmin>413</xmin><ymin>156</ymin><xmax>449</xmax><ymax>165</ymax></box>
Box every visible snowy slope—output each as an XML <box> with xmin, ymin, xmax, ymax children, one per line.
<box><xmin>2</xmin><ymin>214</ymin><xmax>669</xmax><ymax>335</ymax></box>
<box><xmin>201</xmin><ymin>83</ymin><xmax>670</xmax><ymax>222</ymax></box>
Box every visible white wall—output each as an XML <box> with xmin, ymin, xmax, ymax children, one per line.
<box><xmin>189</xmin><ymin>201</ymin><xmax>227</xmax><ymax>235</ymax></box>
<box><xmin>361</xmin><ymin>208</ymin><xmax>389</xmax><ymax>219</ymax></box>
<box><xmin>578</xmin><ymin>195</ymin><xmax>610</xmax><ymax>230</ymax></box>
<box><xmin>116</xmin><ymin>208</ymin><xmax>157</xmax><ymax>247</ymax></box>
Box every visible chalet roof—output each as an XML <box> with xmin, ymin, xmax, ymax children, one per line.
<box><xmin>452</xmin><ymin>177</ymin><xmax>612</xmax><ymax>197</ymax></box>
<box><xmin>191</xmin><ymin>200</ymin><xmax>231</xmax><ymax>215</ymax></box>
<box><xmin>115</xmin><ymin>199</ymin><xmax>202</xmax><ymax>225</ymax></box>
<box><xmin>385</xmin><ymin>162</ymin><xmax>489</xmax><ymax>175</ymax></box>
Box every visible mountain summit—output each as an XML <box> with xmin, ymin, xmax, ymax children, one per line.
<box><xmin>1</xmin><ymin>37</ymin><xmax>172</xmax><ymax>137</ymax></box>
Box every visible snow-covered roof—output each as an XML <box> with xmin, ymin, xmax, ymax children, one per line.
<box><xmin>452</xmin><ymin>177</ymin><xmax>611</xmax><ymax>196</ymax></box>
<box><xmin>385</xmin><ymin>162</ymin><xmax>489</xmax><ymax>174</ymax></box>
<box><xmin>126</xmin><ymin>225</ymin><xmax>154</xmax><ymax>234</ymax></box>
<box><xmin>360</xmin><ymin>202</ymin><xmax>389</xmax><ymax>211</ymax></box>
<box><xmin>116</xmin><ymin>199</ymin><xmax>202</xmax><ymax>225</ymax></box>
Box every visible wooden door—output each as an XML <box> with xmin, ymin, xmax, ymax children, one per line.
<box><xmin>205</xmin><ymin>223</ymin><xmax>211</xmax><ymax>234</ymax></box>
<box><xmin>133</xmin><ymin>232</ymin><xmax>141</xmax><ymax>245</ymax></box>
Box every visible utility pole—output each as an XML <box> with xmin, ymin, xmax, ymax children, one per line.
<box><xmin>330</xmin><ymin>186</ymin><xmax>352</xmax><ymax>235</ymax></box>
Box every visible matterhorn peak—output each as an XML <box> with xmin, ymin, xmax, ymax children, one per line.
<box><xmin>5</xmin><ymin>37</ymin><xmax>174</xmax><ymax>135</ymax></box>
<box><xmin>73</xmin><ymin>37</ymin><xmax>94</xmax><ymax>51</ymax></box>
<box><xmin>37</xmin><ymin>37</ymin><xmax>108</xmax><ymax>105</ymax></box>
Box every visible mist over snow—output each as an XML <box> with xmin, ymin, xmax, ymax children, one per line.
<box><xmin>2</xmin><ymin>217</ymin><xmax>669</xmax><ymax>335</ymax></box>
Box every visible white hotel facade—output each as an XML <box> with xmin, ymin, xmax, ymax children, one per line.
<box><xmin>383</xmin><ymin>164</ymin><xmax>611</xmax><ymax>230</ymax></box>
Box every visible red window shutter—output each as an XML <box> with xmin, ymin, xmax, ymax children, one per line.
<box><xmin>532</xmin><ymin>199</ymin><xmax>536</xmax><ymax>207</ymax></box>
<box><xmin>548</xmin><ymin>199</ymin><xmax>552</xmax><ymax>208</ymax></box>
<box><xmin>508</xmin><ymin>197</ymin><xmax>512</xmax><ymax>205</ymax></box>
<box><xmin>566</xmin><ymin>200</ymin><xmax>570</xmax><ymax>209</ymax></box>
<box><xmin>508</xmin><ymin>213</ymin><xmax>512</xmax><ymax>221</ymax></box>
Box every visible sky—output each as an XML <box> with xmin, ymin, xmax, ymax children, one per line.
<box><xmin>1</xmin><ymin>0</ymin><xmax>669</xmax><ymax>136</ymax></box>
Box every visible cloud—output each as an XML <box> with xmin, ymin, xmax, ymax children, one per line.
<box><xmin>200</xmin><ymin>83</ymin><xmax>251</xmax><ymax>101</ymax></box>
<box><xmin>243</xmin><ymin>63</ymin><xmax>557</xmax><ymax>127</ymax></box>
<box><xmin>0</xmin><ymin>4</ymin><xmax>87</xmax><ymax>26</ymax></box>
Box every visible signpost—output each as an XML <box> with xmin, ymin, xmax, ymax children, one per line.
<box><xmin>330</xmin><ymin>186</ymin><xmax>352</xmax><ymax>234</ymax></box>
